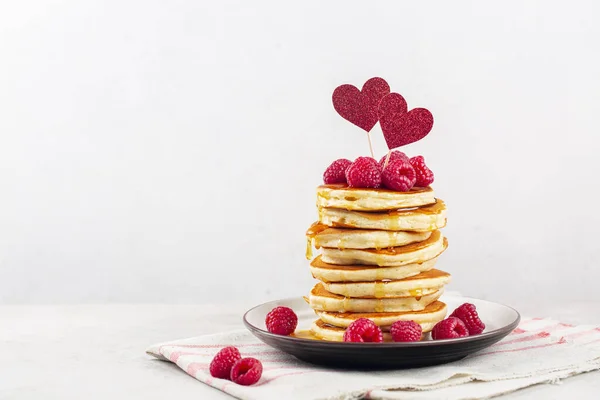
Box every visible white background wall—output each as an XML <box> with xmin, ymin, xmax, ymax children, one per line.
<box><xmin>1</xmin><ymin>0</ymin><xmax>599</xmax><ymax>305</ymax></box>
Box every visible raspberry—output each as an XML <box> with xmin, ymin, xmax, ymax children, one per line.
<box><xmin>409</xmin><ymin>155</ymin><xmax>434</xmax><ymax>187</ymax></box>
<box><xmin>343</xmin><ymin>318</ymin><xmax>383</xmax><ymax>343</ymax></box>
<box><xmin>345</xmin><ymin>157</ymin><xmax>382</xmax><ymax>188</ymax></box>
<box><xmin>378</xmin><ymin>150</ymin><xmax>409</xmax><ymax>170</ymax></box>
<box><xmin>390</xmin><ymin>320</ymin><xmax>422</xmax><ymax>342</ymax></box>
<box><xmin>431</xmin><ymin>317</ymin><xmax>469</xmax><ymax>340</ymax></box>
<box><xmin>265</xmin><ymin>306</ymin><xmax>298</xmax><ymax>335</ymax></box>
<box><xmin>381</xmin><ymin>159</ymin><xmax>416</xmax><ymax>191</ymax></box>
<box><xmin>230</xmin><ymin>357</ymin><xmax>263</xmax><ymax>386</ymax></box>
<box><xmin>450</xmin><ymin>303</ymin><xmax>485</xmax><ymax>335</ymax></box>
<box><xmin>323</xmin><ymin>159</ymin><xmax>352</xmax><ymax>185</ymax></box>
<box><xmin>209</xmin><ymin>346</ymin><xmax>241</xmax><ymax>379</ymax></box>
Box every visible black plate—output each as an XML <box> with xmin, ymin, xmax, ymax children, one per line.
<box><xmin>243</xmin><ymin>295</ymin><xmax>520</xmax><ymax>369</ymax></box>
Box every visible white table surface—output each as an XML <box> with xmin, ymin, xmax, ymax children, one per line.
<box><xmin>1</xmin><ymin>302</ymin><xmax>600</xmax><ymax>400</ymax></box>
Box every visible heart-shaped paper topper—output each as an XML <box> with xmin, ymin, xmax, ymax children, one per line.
<box><xmin>378</xmin><ymin>93</ymin><xmax>434</xmax><ymax>149</ymax></box>
<box><xmin>332</xmin><ymin>77</ymin><xmax>390</xmax><ymax>132</ymax></box>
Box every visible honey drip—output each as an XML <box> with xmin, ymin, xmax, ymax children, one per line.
<box><xmin>409</xmin><ymin>288</ymin><xmax>423</xmax><ymax>301</ymax></box>
<box><xmin>319</xmin><ymin>190</ymin><xmax>331</xmax><ymax>200</ymax></box>
<box><xmin>342</xmin><ymin>297</ymin><xmax>350</xmax><ymax>312</ymax></box>
<box><xmin>306</xmin><ymin>222</ymin><xmax>329</xmax><ymax>238</ymax></box>
<box><xmin>374</xmin><ymin>299</ymin><xmax>385</xmax><ymax>313</ymax></box>
<box><xmin>305</xmin><ymin>222</ymin><xmax>330</xmax><ymax>260</ymax></box>
<box><xmin>374</xmin><ymin>237</ymin><xmax>386</xmax><ymax>250</ymax></box>
<box><xmin>374</xmin><ymin>281</ymin><xmax>385</xmax><ymax>298</ymax></box>
<box><xmin>305</xmin><ymin>238</ymin><xmax>313</xmax><ymax>260</ymax></box>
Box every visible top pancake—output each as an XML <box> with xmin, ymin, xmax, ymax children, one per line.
<box><xmin>317</xmin><ymin>184</ymin><xmax>436</xmax><ymax>211</ymax></box>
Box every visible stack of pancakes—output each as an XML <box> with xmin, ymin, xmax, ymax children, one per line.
<box><xmin>305</xmin><ymin>184</ymin><xmax>450</xmax><ymax>341</ymax></box>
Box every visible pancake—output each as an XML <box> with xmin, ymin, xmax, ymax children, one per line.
<box><xmin>315</xmin><ymin>301</ymin><xmax>447</xmax><ymax>331</ymax></box>
<box><xmin>320</xmin><ymin>231</ymin><xmax>446</xmax><ymax>266</ymax></box>
<box><xmin>309</xmin><ymin>319</ymin><xmax>399</xmax><ymax>341</ymax></box>
<box><xmin>321</xmin><ymin>269</ymin><xmax>452</xmax><ymax>298</ymax></box>
<box><xmin>316</xmin><ymin>184</ymin><xmax>435</xmax><ymax>211</ymax></box>
<box><xmin>309</xmin><ymin>282</ymin><xmax>444</xmax><ymax>312</ymax></box>
<box><xmin>306</xmin><ymin>222</ymin><xmax>431</xmax><ymax>250</ymax></box>
<box><xmin>319</xmin><ymin>199</ymin><xmax>447</xmax><ymax>232</ymax></box>
<box><xmin>309</xmin><ymin>255</ymin><xmax>439</xmax><ymax>283</ymax></box>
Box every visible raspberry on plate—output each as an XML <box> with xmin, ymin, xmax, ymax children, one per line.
<box><xmin>265</xmin><ymin>306</ymin><xmax>298</xmax><ymax>336</ymax></box>
<box><xmin>343</xmin><ymin>318</ymin><xmax>383</xmax><ymax>343</ymax></box>
<box><xmin>209</xmin><ymin>346</ymin><xmax>242</xmax><ymax>379</ymax></box>
<box><xmin>431</xmin><ymin>317</ymin><xmax>469</xmax><ymax>340</ymax></box>
<box><xmin>230</xmin><ymin>357</ymin><xmax>263</xmax><ymax>386</ymax></box>
<box><xmin>381</xmin><ymin>159</ymin><xmax>416</xmax><ymax>191</ymax></box>
<box><xmin>450</xmin><ymin>303</ymin><xmax>485</xmax><ymax>335</ymax></box>
<box><xmin>409</xmin><ymin>155</ymin><xmax>434</xmax><ymax>187</ymax></box>
<box><xmin>346</xmin><ymin>157</ymin><xmax>382</xmax><ymax>188</ymax></box>
<box><xmin>378</xmin><ymin>150</ymin><xmax>409</xmax><ymax>170</ymax></box>
<box><xmin>390</xmin><ymin>320</ymin><xmax>422</xmax><ymax>342</ymax></box>
<box><xmin>323</xmin><ymin>158</ymin><xmax>352</xmax><ymax>185</ymax></box>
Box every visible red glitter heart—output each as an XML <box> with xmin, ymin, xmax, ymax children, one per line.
<box><xmin>332</xmin><ymin>77</ymin><xmax>390</xmax><ymax>132</ymax></box>
<box><xmin>378</xmin><ymin>93</ymin><xmax>434</xmax><ymax>149</ymax></box>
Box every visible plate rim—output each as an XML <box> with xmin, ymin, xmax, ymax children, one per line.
<box><xmin>243</xmin><ymin>294</ymin><xmax>521</xmax><ymax>347</ymax></box>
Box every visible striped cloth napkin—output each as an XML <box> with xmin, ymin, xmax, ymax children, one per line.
<box><xmin>146</xmin><ymin>318</ymin><xmax>600</xmax><ymax>400</ymax></box>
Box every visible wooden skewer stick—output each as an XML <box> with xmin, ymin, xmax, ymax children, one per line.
<box><xmin>366</xmin><ymin>132</ymin><xmax>375</xmax><ymax>159</ymax></box>
<box><xmin>382</xmin><ymin>149</ymin><xmax>392</xmax><ymax>169</ymax></box>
